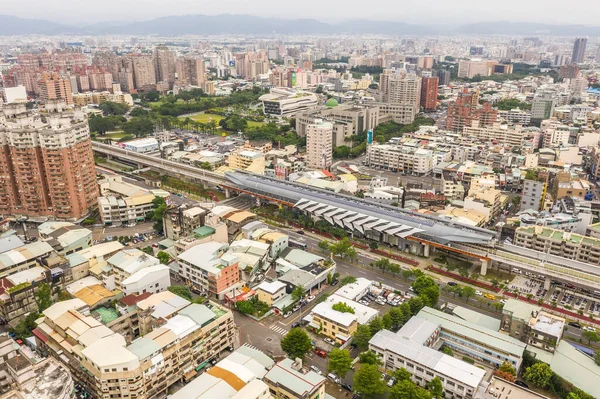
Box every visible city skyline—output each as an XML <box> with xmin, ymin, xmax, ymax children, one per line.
<box><xmin>2</xmin><ymin>0</ymin><xmax>600</xmax><ymax>27</ymax></box>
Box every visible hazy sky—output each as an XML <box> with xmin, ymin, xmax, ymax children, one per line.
<box><xmin>3</xmin><ymin>0</ymin><xmax>599</xmax><ymax>25</ymax></box>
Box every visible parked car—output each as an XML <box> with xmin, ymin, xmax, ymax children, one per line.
<box><xmin>583</xmin><ymin>326</ymin><xmax>596</xmax><ymax>332</ymax></box>
<box><xmin>387</xmin><ymin>377</ymin><xmax>396</xmax><ymax>387</ymax></box>
<box><xmin>292</xmin><ymin>322</ymin><xmax>301</xmax><ymax>328</ymax></box>
<box><xmin>328</xmin><ymin>373</ymin><xmax>341</xmax><ymax>384</ymax></box>
<box><xmin>331</xmin><ymin>279</ymin><xmax>339</xmax><ymax>286</ymax></box>
<box><xmin>569</xmin><ymin>321</ymin><xmax>582</xmax><ymax>328</ymax></box>
<box><xmin>447</xmin><ymin>281</ymin><xmax>458</xmax><ymax>286</ymax></box>
<box><xmin>311</xmin><ymin>365</ymin><xmax>322</xmax><ymax>375</ymax></box>
<box><xmin>341</xmin><ymin>383</ymin><xmax>353</xmax><ymax>391</ymax></box>
<box><xmin>359</xmin><ymin>300</ymin><xmax>370</xmax><ymax>306</ymax></box>
<box><xmin>296</xmin><ymin>230</ymin><xmax>305</xmax><ymax>235</ymax></box>
<box><xmin>283</xmin><ymin>312</ymin><xmax>292</xmax><ymax>318</ymax></box>
<box><xmin>324</xmin><ymin>337</ymin><xmax>336</xmax><ymax>345</ymax></box>
<box><xmin>475</xmin><ymin>290</ymin><xmax>483</xmax><ymax>296</ymax></box>
<box><xmin>306</xmin><ymin>295</ymin><xmax>315</xmax><ymax>302</ymax></box>
<box><xmin>315</xmin><ymin>349</ymin><xmax>327</xmax><ymax>358</ymax></box>
<box><xmin>484</xmin><ymin>293</ymin><xmax>497</xmax><ymax>300</ymax></box>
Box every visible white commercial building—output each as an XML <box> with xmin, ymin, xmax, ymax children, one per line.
<box><xmin>2</xmin><ymin>86</ymin><xmax>27</xmax><ymax>104</ymax></box>
<box><xmin>259</xmin><ymin>88</ymin><xmax>319</xmax><ymax>117</ymax></box>
<box><xmin>118</xmin><ymin>137</ymin><xmax>159</xmax><ymax>153</ymax></box>
<box><xmin>370</xmin><ymin>318</ymin><xmax>486</xmax><ymax>399</ymax></box>
<box><xmin>334</xmin><ymin>277</ymin><xmax>372</xmax><ymax>301</ymax></box>
<box><xmin>121</xmin><ymin>264</ymin><xmax>171</xmax><ymax>296</ymax></box>
<box><xmin>366</xmin><ymin>144</ymin><xmax>434</xmax><ymax>176</ymax></box>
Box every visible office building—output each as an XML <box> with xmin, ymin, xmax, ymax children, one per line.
<box><xmin>0</xmin><ymin>102</ymin><xmax>98</xmax><ymax>220</ymax></box>
<box><xmin>457</xmin><ymin>59</ymin><xmax>491</xmax><ymax>79</ymax></box>
<box><xmin>259</xmin><ymin>88</ymin><xmax>319</xmax><ymax>117</ymax></box>
<box><xmin>38</xmin><ymin>72</ymin><xmax>73</xmax><ymax>105</ymax></box>
<box><xmin>513</xmin><ymin>226</ymin><xmax>600</xmax><ymax>266</ymax></box>
<box><xmin>420</xmin><ymin>76</ymin><xmax>438</xmax><ymax>111</ymax></box>
<box><xmin>1</xmin><ymin>86</ymin><xmax>27</xmax><ymax>104</ymax></box>
<box><xmin>380</xmin><ymin>69</ymin><xmax>421</xmax><ymax>122</ymax></box>
<box><xmin>305</xmin><ymin>119</ymin><xmax>333</xmax><ymax>169</ymax></box>
<box><xmin>572</xmin><ymin>38</ymin><xmax>588</xmax><ymax>64</ymax></box>
<box><xmin>34</xmin><ymin>298</ymin><xmax>235</xmax><ymax>399</ymax></box>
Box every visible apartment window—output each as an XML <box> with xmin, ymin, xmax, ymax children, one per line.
<box><xmin>416</xmin><ymin>367</ymin><xmax>424</xmax><ymax>372</ymax></box>
<box><xmin>447</xmin><ymin>381</ymin><xmax>455</xmax><ymax>387</ymax></box>
<box><xmin>112</xmin><ymin>368</ymin><xmax>117</xmax><ymax>372</ymax></box>
<box><xmin>426</xmin><ymin>371</ymin><xmax>434</xmax><ymax>377</ymax></box>
<box><xmin>123</xmin><ymin>368</ymin><xmax>128</xmax><ymax>371</ymax></box>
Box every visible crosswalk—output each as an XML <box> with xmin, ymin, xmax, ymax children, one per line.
<box><xmin>269</xmin><ymin>325</ymin><xmax>288</xmax><ymax>335</ymax></box>
<box><xmin>242</xmin><ymin>343</ymin><xmax>260</xmax><ymax>351</ymax></box>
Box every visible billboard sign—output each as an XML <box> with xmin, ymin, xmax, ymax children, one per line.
<box><xmin>367</xmin><ymin>130</ymin><xmax>373</xmax><ymax>145</ymax></box>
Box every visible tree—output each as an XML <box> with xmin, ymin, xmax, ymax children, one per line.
<box><xmin>353</xmin><ymin>364</ymin><xmax>387</xmax><ymax>399</ymax></box>
<box><xmin>57</xmin><ymin>290</ymin><xmax>72</xmax><ymax>301</ymax></box>
<box><xmin>141</xmin><ymin>246</ymin><xmax>154</xmax><ymax>255</ymax></box>
<box><xmin>426</xmin><ymin>377</ymin><xmax>444</xmax><ymax>398</ymax></box>
<box><xmin>369</xmin><ymin>317</ymin><xmax>383</xmax><ymax>335</ymax></box>
<box><xmin>318</xmin><ymin>240</ymin><xmax>330</xmax><ymax>253</ymax></box>
<box><xmin>353</xmin><ymin>325</ymin><xmax>373</xmax><ymax>349</ymax></box>
<box><xmin>122</xmin><ymin>116</ymin><xmax>154</xmax><ymax>137</ymax></box>
<box><xmin>358</xmin><ymin>351</ymin><xmax>382</xmax><ymax>365</ymax></box>
<box><xmin>10</xmin><ymin>312</ymin><xmax>40</xmax><ymax>340</ymax></box>
<box><xmin>441</xmin><ymin>346</ymin><xmax>453</xmax><ymax>356</ymax></box>
<box><xmin>281</xmin><ymin>328</ymin><xmax>312</xmax><ymax>359</ymax></box>
<box><xmin>393</xmin><ymin>368</ymin><xmax>412</xmax><ymax>381</ymax></box>
<box><xmin>389</xmin><ymin>379</ymin><xmax>418</xmax><ymax>399</ymax></box>
<box><xmin>332</xmin><ymin>302</ymin><xmax>355</xmax><ymax>314</ymax></box>
<box><xmin>582</xmin><ymin>330</ymin><xmax>600</xmax><ymax>345</ymax></box>
<box><xmin>461</xmin><ymin>286</ymin><xmax>476</xmax><ymax>302</ymax></box>
<box><xmin>291</xmin><ymin>285</ymin><xmax>306</xmax><ymax>302</ymax></box>
<box><xmin>401</xmin><ymin>269</ymin><xmax>414</xmax><ymax>281</ymax></box>
<box><xmin>168</xmin><ymin>286</ymin><xmax>193</xmax><ymax>301</ymax></box>
<box><xmin>388</xmin><ymin>307</ymin><xmax>404</xmax><ymax>329</ymax></box>
<box><xmin>328</xmin><ymin>348</ymin><xmax>353</xmax><ymax>377</ymax></box>
<box><xmin>419</xmin><ymin>286</ymin><xmax>440</xmax><ymax>308</ymax></box>
<box><xmin>498</xmin><ymin>361</ymin><xmax>516</xmax><ymax>377</ymax></box>
<box><xmin>236</xmin><ymin>300</ymin><xmax>255</xmax><ymax>315</ymax></box>
<box><xmin>523</xmin><ymin>363</ymin><xmax>552</xmax><ymax>388</ymax></box>
<box><xmin>157</xmin><ymin>251</ymin><xmax>171</xmax><ymax>264</ymax></box>
<box><xmin>99</xmin><ymin>101</ymin><xmax>129</xmax><ymax>116</ymax></box>
<box><xmin>150</xmin><ymin>196</ymin><xmax>167</xmax><ymax>233</ymax></box>
<box><xmin>382</xmin><ymin>313</ymin><xmax>393</xmax><ymax>329</ymax></box>
<box><xmin>35</xmin><ymin>283</ymin><xmax>53</xmax><ymax>312</ymax></box>
<box><xmin>340</xmin><ymin>276</ymin><xmax>357</xmax><ymax>286</ymax></box>
<box><xmin>407</xmin><ymin>297</ymin><xmax>424</xmax><ymax>315</ymax></box>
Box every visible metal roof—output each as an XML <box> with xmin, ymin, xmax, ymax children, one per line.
<box><xmin>225</xmin><ymin>172</ymin><xmax>496</xmax><ymax>245</ymax></box>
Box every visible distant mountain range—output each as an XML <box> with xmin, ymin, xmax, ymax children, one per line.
<box><xmin>2</xmin><ymin>14</ymin><xmax>600</xmax><ymax>36</ymax></box>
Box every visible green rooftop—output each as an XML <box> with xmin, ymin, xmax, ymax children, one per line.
<box><xmin>193</xmin><ymin>226</ymin><xmax>216</xmax><ymax>239</ymax></box>
<box><xmin>95</xmin><ymin>307</ymin><xmax>119</xmax><ymax>324</ymax></box>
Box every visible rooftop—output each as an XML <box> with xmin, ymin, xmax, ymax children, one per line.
<box><xmin>264</xmin><ymin>358</ymin><xmax>325</xmax><ymax>397</ymax></box>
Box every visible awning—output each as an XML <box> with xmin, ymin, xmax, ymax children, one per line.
<box><xmin>185</xmin><ymin>369</ymin><xmax>198</xmax><ymax>380</ymax></box>
<box><xmin>195</xmin><ymin>361</ymin><xmax>209</xmax><ymax>371</ymax></box>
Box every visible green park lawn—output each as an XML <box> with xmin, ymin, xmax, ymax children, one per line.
<box><xmin>188</xmin><ymin>113</ymin><xmax>225</xmax><ymax>124</ymax></box>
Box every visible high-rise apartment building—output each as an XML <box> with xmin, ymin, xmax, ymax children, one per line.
<box><xmin>38</xmin><ymin>72</ymin><xmax>73</xmax><ymax>105</ymax></box>
<box><xmin>420</xmin><ymin>76</ymin><xmax>439</xmax><ymax>111</ymax></box>
<box><xmin>236</xmin><ymin>51</ymin><xmax>269</xmax><ymax>80</ymax></box>
<box><xmin>380</xmin><ymin>69</ymin><xmax>421</xmax><ymax>123</ymax></box>
<box><xmin>446</xmin><ymin>89</ymin><xmax>497</xmax><ymax>132</ymax></box>
<box><xmin>153</xmin><ymin>45</ymin><xmax>176</xmax><ymax>86</ymax></box>
<box><xmin>175</xmin><ymin>57</ymin><xmax>206</xmax><ymax>86</ymax></box>
<box><xmin>531</xmin><ymin>90</ymin><xmax>557</xmax><ymax>124</ymax></box>
<box><xmin>437</xmin><ymin>69</ymin><xmax>450</xmax><ymax>86</ymax></box>
<box><xmin>128</xmin><ymin>54</ymin><xmax>156</xmax><ymax>91</ymax></box>
<box><xmin>571</xmin><ymin>38</ymin><xmax>588</xmax><ymax>64</ymax></box>
<box><xmin>457</xmin><ymin>59</ymin><xmax>491</xmax><ymax>79</ymax></box>
<box><xmin>305</xmin><ymin>119</ymin><xmax>333</xmax><ymax>169</ymax></box>
<box><xmin>0</xmin><ymin>101</ymin><xmax>98</xmax><ymax>220</ymax></box>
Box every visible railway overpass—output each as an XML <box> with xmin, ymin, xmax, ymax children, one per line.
<box><xmin>91</xmin><ymin>145</ymin><xmax>600</xmax><ymax>289</ymax></box>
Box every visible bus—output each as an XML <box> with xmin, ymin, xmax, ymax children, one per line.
<box><xmin>289</xmin><ymin>239</ymin><xmax>308</xmax><ymax>250</ymax></box>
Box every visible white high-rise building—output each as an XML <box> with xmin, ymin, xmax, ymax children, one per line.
<box><xmin>305</xmin><ymin>119</ymin><xmax>333</xmax><ymax>170</ymax></box>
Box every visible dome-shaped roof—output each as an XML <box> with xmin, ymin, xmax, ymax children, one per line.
<box><xmin>325</xmin><ymin>98</ymin><xmax>339</xmax><ymax>107</ymax></box>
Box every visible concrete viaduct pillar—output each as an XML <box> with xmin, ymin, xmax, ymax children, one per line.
<box><xmin>544</xmin><ymin>276</ymin><xmax>551</xmax><ymax>290</ymax></box>
<box><xmin>423</xmin><ymin>243</ymin><xmax>430</xmax><ymax>257</ymax></box>
<box><xmin>481</xmin><ymin>259</ymin><xmax>491</xmax><ymax>276</ymax></box>
<box><xmin>224</xmin><ymin>189</ymin><xmax>231</xmax><ymax>199</ymax></box>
